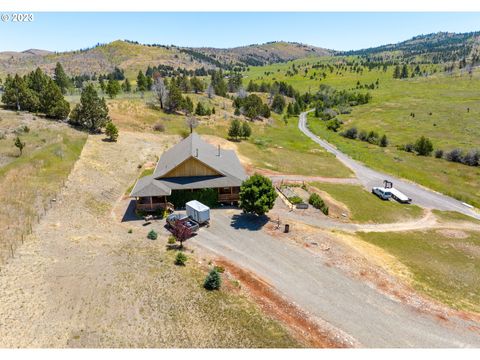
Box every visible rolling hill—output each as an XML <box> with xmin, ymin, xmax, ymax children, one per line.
<box><xmin>0</xmin><ymin>40</ymin><xmax>332</xmax><ymax>77</ymax></box>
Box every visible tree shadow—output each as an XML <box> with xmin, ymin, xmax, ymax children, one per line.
<box><xmin>230</xmin><ymin>213</ymin><xmax>269</xmax><ymax>231</ymax></box>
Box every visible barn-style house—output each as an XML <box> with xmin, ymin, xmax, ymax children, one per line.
<box><xmin>130</xmin><ymin>133</ymin><xmax>247</xmax><ymax>212</ymax></box>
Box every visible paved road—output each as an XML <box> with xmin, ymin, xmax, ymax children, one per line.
<box><xmin>298</xmin><ymin>111</ymin><xmax>480</xmax><ymax>220</ymax></box>
<box><xmin>191</xmin><ymin>209</ymin><xmax>480</xmax><ymax>348</ymax></box>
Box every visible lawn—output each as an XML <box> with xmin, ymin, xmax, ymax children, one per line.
<box><xmin>310</xmin><ymin>182</ymin><xmax>423</xmax><ymax>224</ymax></box>
<box><xmin>358</xmin><ymin>230</ymin><xmax>480</xmax><ymax>313</ymax></box>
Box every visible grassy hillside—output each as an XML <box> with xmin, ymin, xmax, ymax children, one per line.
<box><xmin>245</xmin><ymin>58</ymin><xmax>480</xmax><ymax>207</ymax></box>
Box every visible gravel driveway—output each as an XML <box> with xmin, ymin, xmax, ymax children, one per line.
<box><xmin>191</xmin><ymin>208</ymin><xmax>480</xmax><ymax>347</ymax></box>
<box><xmin>298</xmin><ymin>111</ymin><xmax>480</xmax><ymax>220</ymax></box>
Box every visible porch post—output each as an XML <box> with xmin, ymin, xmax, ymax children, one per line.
<box><xmin>149</xmin><ymin>196</ymin><xmax>153</xmax><ymax>210</ymax></box>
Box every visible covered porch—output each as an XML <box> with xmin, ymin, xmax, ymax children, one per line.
<box><xmin>135</xmin><ymin>196</ymin><xmax>174</xmax><ymax>213</ymax></box>
<box><xmin>218</xmin><ymin>186</ymin><xmax>240</xmax><ymax>203</ymax></box>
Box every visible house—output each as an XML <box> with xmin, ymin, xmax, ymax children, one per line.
<box><xmin>130</xmin><ymin>132</ymin><xmax>247</xmax><ymax>212</ymax></box>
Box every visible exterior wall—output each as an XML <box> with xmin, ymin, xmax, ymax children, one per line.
<box><xmin>162</xmin><ymin>157</ymin><xmax>220</xmax><ymax>178</ymax></box>
<box><xmin>218</xmin><ymin>186</ymin><xmax>240</xmax><ymax>202</ymax></box>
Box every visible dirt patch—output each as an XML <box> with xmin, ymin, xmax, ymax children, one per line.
<box><xmin>214</xmin><ymin>259</ymin><xmax>353</xmax><ymax>348</ymax></box>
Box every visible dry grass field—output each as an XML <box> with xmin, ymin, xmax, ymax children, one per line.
<box><xmin>0</xmin><ymin>130</ymin><xmax>300</xmax><ymax>348</ymax></box>
<box><xmin>0</xmin><ymin>110</ymin><xmax>87</xmax><ymax>265</ymax></box>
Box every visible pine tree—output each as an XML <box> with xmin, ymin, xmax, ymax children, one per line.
<box><xmin>137</xmin><ymin>71</ymin><xmax>148</xmax><ymax>92</ymax></box>
<box><xmin>70</xmin><ymin>84</ymin><xmax>109</xmax><ymax>132</ymax></box>
<box><xmin>204</xmin><ymin>269</ymin><xmax>221</xmax><ymax>290</ymax></box>
<box><xmin>14</xmin><ymin>136</ymin><xmax>25</xmax><ymax>156</ymax></box>
<box><xmin>166</xmin><ymin>81</ymin><xmax>184</xmax><ymax>113</ymax></box>
<box><xmin>122</xmin><ymin>78</ymin><xmax>132</xmax><ymax>92</ymax></box>
<box><xmin>106</xmin><ymin>79</ymin><xmax>121</xmax><ymax>99</ymax></box>
<box><xmin>105</xmin><ymin>122</ymin><xmax>119</xmax><ymax>142</ymax></box>
<box><xmin>393</xmin><ymin>65</ymin><xmax>401</xmax><ymax>79</ymax></box>
<box><xmin>401</xmin><ymin>64</ymin><xmax>409</xmax><ymax>79</ymax></box>
<box><xmin>40</xmin><ymin>79</ymin><xmax>70</xmax><ymax>119</ymax></box>
<box><xmin>241</xmin><ymin>121</ymin><xmax>252</xmax><ymax>139</ymax></box>
<box><xmin>228</xmin><ymin>119</ymin><xmax>242</xmax><ymax>140</ymax></box>
<box><xmin>53</xmin><ymin>62</ymin><xmax>70</xmax><ymax>94</ymax></box>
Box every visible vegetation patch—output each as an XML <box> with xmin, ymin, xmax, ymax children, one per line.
<box><xmin>310</xmin><ymin>182</ymin><xmax>423</xmax><ymax>223</ymax></box>
<box><xmin>358</xmin><ymin>230</ymin><xmax>480</xmax><ymax>313</ymax></box>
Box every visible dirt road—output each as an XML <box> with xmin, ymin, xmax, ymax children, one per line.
<box><xmin>191</xmin><ymin>209</ymin><xmax>480</xmax><ymax>347</ymax></box>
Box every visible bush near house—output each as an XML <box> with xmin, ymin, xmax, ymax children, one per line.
<box><xmin>175</xmin><ymin>252</ymin><xmax>188</xmax><ymax>266</ymax></box>
<box><xmin>168</xmin><ymin>188</ymin><xmax>218</xmax><ymax>209</ymax></box>
<box><xmin>204</xmin><ymin>269</ymin><xmax>222</xmax><ymax>290</ymax></box>
<box><xmin>147</xmin><ymin>229</ymin><xmax>158</xmax><ymax>240</ymax></box>
<box><xmin>308</xmin><ymin>193</ymin><xmax>329</xmax><ymax>215</ymax></box>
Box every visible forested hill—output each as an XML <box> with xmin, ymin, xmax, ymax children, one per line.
<box><xmin>340</xmin><ymin>31</ymin><xmax>480</xmax><ymax>64</ymax></box>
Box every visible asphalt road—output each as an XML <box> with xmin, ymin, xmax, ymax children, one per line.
<box><xmin>191</xmin><ymin>209</ymin><xmax>480</xmax><ymax>348</ymax></box>
<box><xmin>298</xmin><ymin>111</ymin><xmax>480</xmax><ymax>220</ymax></box>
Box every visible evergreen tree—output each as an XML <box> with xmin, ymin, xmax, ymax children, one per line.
<box><xmin>40</xmin><ymin>79</ymin><xmax>70</xmax><ymax>119</ymax></box>
<box><xmin>228</xmin><ymin>119</ymin><xmax>242</xmax><ymax>140</ymax></box>
<box><xmin>182</xmin><ymin>96</ymin><xmax>194</xmax><ymax>114</ymax></box>
<box><xmin>136</xmin><ymin>71</ymin><xmax>148</xmax><ymax>92</ymax></box>
<box><xmin>195</xmin><ymin>102</ymin><xmax>207</xmax><ymax>116</ymax></box>
<box><xmin>414</xmin><ymin>136</ymin><xmax>433</xmax><ymax>156</ymax></box>
<box><xmin>122</xmin><ymin>78</ymin><xmax>132</xmax><ymax>92</ymax></box>
<box><xmin>401</xmin><ymin>64</ymin><xmax>409</xmax><ymax>79</ymax></box>
<box><xmin>393</xmin><ymin>65</ymin><xmax>401</xmax><ymax>79</ymax></box>
<box><xmin>204</xmin><ymin>269</ymin><xmax>221</xmax><ymax>290</ymax></box>
<box><xmin>1</xmin><ymin>74</ymin><xmax>39</xmax><ymax>111</ymax></box>
<box><xmin>105</xmin><ymin>122</ymin><xmax>119</xmax><ymax>142</ymax></box>
<box><xmin>190</xmin><ymin>76</ymin><xmax>204</xmax><ymax>93</ymax></box>
<box><xmin>14</xmin><ymin>136</ymin><xmax>25</xmax><ymax>156</ymax></box>
<box><xmin>241</xmin><ymin>121</ymin><xmax>252</xmax><ymax>139</ymax></box>
<box><xmin>53</xmin><ymin>62</ymin><xmax>71</xmax><ymax>94</ymax></box>
<box><xmin>106</xmin><ymin>79</ymin><xmax>121</xmax><ymax>99</ymax></box>
<box><xmin>271</xmin><ymin>94</ymin><xmax>286</xmax><ymax>114</ymax></box>
<box><xmin>70</xmin><ymin>84</ymin><xmax>110</xmax><ymax>132</ymax></box>
<box><xmin>165</xmin><ymin>81</ymin><xmax>183</xmax><ymax>113</ymax></box>
<box><xmin>379</xmin><ymin>134</ymin><xmax>388</xmax><ymax>147</ymax></box>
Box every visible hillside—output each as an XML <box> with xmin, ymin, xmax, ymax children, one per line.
<box><xmin>188</xmin><ymin>41</ymin><xmax>332</xmax><ymax>67</ymax></box>
<box><xmin>340</xmin><ymin>31</ymin><xmax>480</xmax><ymax>64</ymax></box>
<box><xmin>0</xmin><ymin>40</ymin><xmax>331</xmax><ymax>77</ymax></box>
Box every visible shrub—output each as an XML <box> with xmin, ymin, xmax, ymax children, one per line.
<box><xmin>105</xmin><ymin>122</ymin><xmax>119</xmax><ymax>142</ymax></box>
<box><xmin>379</xmin><ymin>134</ymin><xmax>388</xmax><ymax>147</ymax></box>
<box><xmin>308</xmin><ymin>193</ymin><xmax>329</xmax><ymax>215</ymax></box>
<box><xmin>168</xmin><ymin>188</ymin><xmax>218</xmax><ymax>209</ymax></box>
<box><xmin>326</xmin><ymin>118</ymin><xmax>341</xmax><ymax>132</ymax></box>
<box><xmin>399</xmin><ymin>143</ymin><xmax>414</xmax><ymax>153</ymax></box>
<box><xmin>167</xmin><ymin>236</ymin><xmax>177</xmax><ymax>245</ymax></box>
<box><xmin>147</xmin><ymin>230</ymin><xmax>158</xmax><ymax>240</ymax></box>
<box><xmin>358</xmin><ymin>130</ymin><xmax>368</xmax><ymax>142</ymax></box>
<box><xmin>445</xmin><ymin>149</ymin><xmax>463</xmax><ymax>163</ymax></box>
<box><xmin>213</xmin><ymin>265</ymin><xmax>225</xmax><ymax>273</ymax></box>
<box><xmin>128</xmin><ymin>229</ymin><xmax>133</xmax><ymax>234</ymax></box>
<box><xmin>204</xmin><ymin>269</ymin><xmax>221</xmax><ymax>290</ymax></box>
<box><xmin>341</xmin><ymin>127</ymin><xmax>358</xmax><ymax>139</ymax></box>
<box><xmin>175</xmin><ymin>252</ymin><xmax>188</xmax><ymax>266</ymax></box>
<box><xmin>434</xmin><ymin>149</ymin><xmax>444</xmax><ymax>159</ymax></box>
<box><xmin>462</xmin><ymin>150</ymin><xmax>480</xmax><ymax>166</ymax></box>
<box><xmin>288</xmin><ymin>195</ymin><xmax>303</xmax><ymax>205</ymax></box>
<box><xmin>414</xmin><ymin>136</ymin><xmax>433</xmax><ymax>156</ymax></box>
<box><xmin>366</xmin><ymin>130</ymin><xmax>379</xmax><ymax>144</ymax></box>
<box><xmin>153</xmin><ymin>122</ymin><xmax>165</xmax><ymax>132</ymax></box>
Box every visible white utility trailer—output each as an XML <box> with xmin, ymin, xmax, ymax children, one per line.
<box><xmin>186</xmin><ymin>200</ymin><xmax>210</xmax><ymax>225</ymax></box>
<box><xmin>389</xmin><ymin>188</ymin><xmax>412</xmax><ymax>204</ymax></box>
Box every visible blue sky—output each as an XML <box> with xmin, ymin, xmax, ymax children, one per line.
<box><xmin>1</xmin><ymin>12</ymin><xmax>480</xmax><ymax>52</ymax></box>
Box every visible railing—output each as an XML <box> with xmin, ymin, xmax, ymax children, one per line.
<box><xmin>218</xmin><ymin>193</ymin><xmax>240</xmax><ymax>202</ymax></box>
<box><xmin>136</xmin><ymin>201</ymin><xmax>174</xmax><ymax>212</ymax></box>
